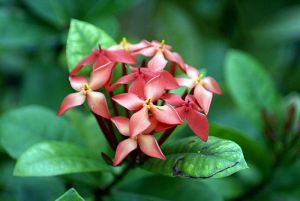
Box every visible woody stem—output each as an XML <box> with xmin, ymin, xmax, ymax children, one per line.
<box><xmin>158</xmin><ymin>126</ymin><xmax>177</xmax><ymax>145</ymax></box>
<box><xmin>109</xmin><ymin>91</ymin><xmax>120</xmax><ymax>116</ymax></box>
<box><xmin>93</xmin><ymin>113</ymin><xmax>118</xmax><ymax>150</ymax></box>
<box><xmin>122</xmin><ymin>63</ymin><xmax>130</xmax><ymax>118</ymax></box>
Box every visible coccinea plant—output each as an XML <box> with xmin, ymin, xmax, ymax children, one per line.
<box><xmin>57</xmin><ymin>19</ymin><xmax>247</xmax><ymax>192</ymax></box>
<box><xmin>11</xmin><ymin>19</ymin><xmax>248</xmax><ymax>200</ymax></box>
<box><xmin>57</xmin><ymin>36</ymin><xmax>222</xmax><ymax>166</ymax></box>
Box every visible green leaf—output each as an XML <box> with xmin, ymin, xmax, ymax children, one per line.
<box><xmin>66</xmin><ymin>19</ymin><xmax>115</xmax><ymax>72</ymax></box>
<box><xmin>14</xmin><ymin>141</ymin><xmax>109</xmax><ymax>176</ymax></box>
<box><xmin>210</xmin><ymin>123</ymin><xmax>272</xmax><ymax>174</ymax></box>
<box><xmin>252</xmin><ymin>6</ymin><xmax>300</xmax><ymax>43</ymax></box>
<box><xmin>224</xmin><ymin>49</ymin><xmax>279</xmax><ymax>125</ymax></box>
<box><xmin>22</xmin><ymin>0</ymin><xmax>75</xmax><ymax>28</ymax></box>
<box><xmin>106</xmin><ymin>175</ymin><xmax>223</xmax><ymax>201</ymax></box>
<box><xmin>142</xmin><ymin>136</ymin><xmax>247</xmax><ymax>179</ymax></box>
<box><xmin>0</xmin><ymin>161</ymin><xmax>65</xmax><ymax>201</ymax></box>
<box><xmin>0</xmin><ymin>105</ymin><xmax>81</xmax><ymax>159</ymax></box>
<box><xmin>55</xmin><ymin>188</ymin><xmax>85</xmax><ymax>201</ymax></box>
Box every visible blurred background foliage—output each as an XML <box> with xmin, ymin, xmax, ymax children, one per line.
<box><xmin>0</xmin><ymin>0</ymin><xmax>299</xmax><ymax>201</ymax></box>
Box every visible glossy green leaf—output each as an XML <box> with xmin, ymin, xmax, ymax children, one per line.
<box><xmin>224</xmin><ymin>49</ymin><xmax>279</xmax><ymax>125</ymax></box>
<box><xmin>55</xmin><ymin>188</ymin><xmax>85</xmax><ymax>201</ymax></box>
<box><xmin>106</xmin><ymin>175</ymin><xmax>223</xmax><ymax>201</ymax></box>
<box><xmin>0</xmin><ymin>105</ymin><xmax>81</xmax><ymax>159</ymax></box>
<box><xmin>142</xmin><ymin>136</ymin><xmax>247</xmax><ymax>179</ymax></box>
<box><xmin>14</xmin><ymin>141</ymin><xmax>109</xmax><ymax>176</ymax></box>
<box><xmin>210</xmin><ymin>123</ymin><xmax>272</xmax><ymax>174</ymax></box>
<box><xmin>66</xmin><ymin>19</ymin><xmax>115</xmax><ymax>72</ymax></box>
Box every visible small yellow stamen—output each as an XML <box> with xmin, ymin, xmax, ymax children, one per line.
<box><xmin>195</xmin><ymin>73</ymin><xmax>204</xmax><ymax>84</ymax></box>
<box><xmin>122</xmin><ymin>37</ymin><xmax>129</xmax><ymax>52</ymax></box>
<box><xmin>82</xmin><ymin>83</ymin><xmax>91</xmax><ymax>95</ymax></box>
<box><xmin>159</xmin><ymin>40</ymin><xmax>165</xmax><ymax>49</ymax></box>
<box><xmin>143</xmin><ymin>98</ymin><xmax>153</xmax><ymax>109</ymax></box>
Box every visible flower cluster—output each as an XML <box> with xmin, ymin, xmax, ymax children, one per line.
<box><xmin>57</xmin><ymin>38</ymin><xmax>221</xmax><ymax>166</ymax></box>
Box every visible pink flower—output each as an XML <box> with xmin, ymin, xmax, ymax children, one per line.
<box><xmin>57</xmin><ymin>64</ymin><xmax>112</xmax><ymax>118</ymax></box>
<box><xmin>176</xmin><ymin>65</ymin><xmax>222</xmax><ymax>114</ymax></box>
<box><xmin>162</xmin><ymin>94</ymin><xmax>209</xmax><ymax>141</ymax></box>
<box><xmin>109</xmin><ymin>67</ymin><xmax>178</xmax><ymax>97</ymax></box>
<box><xmin>109</xmin><ymin>37</ymin><xmax>150</xmax><ymax>53</ymax></box>
<box><xmin>132</xmin><ymin>40</ymin><xmax>185</xmax><ymax>72</ymax></box>
<box><xmin>111</xmin><ymin>116</ymin><xmax>165</xmax><ymax>166</ymax></box>
<box><xmin>70</xmin><ymin>46</ymin><xmax>137</xmax><ymax>76</ymax></box>
<box><xmin>112</xmin><ymin>75</ymin><xmax>183</xmax><ymax>136</ymax></box>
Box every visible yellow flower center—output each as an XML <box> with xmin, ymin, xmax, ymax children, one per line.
<box><xmin>143</xmin><ymin>98</ymin><xmax>153</xmax><ymax>109</ymax></box>
<box><xmin>159</xmin><ymin>40</ymin><xmax>165</xmax><ymax>50</ymax></box>
<box><xmin>194</xmin><ymin>73</ymin><xmax>204</xmax><ymax>84</ymax></box>
<box><xmin>122</xmin><ymin>37</ymin><xmax>129</xmax><ymax>52</ymax></box>
<box><xmin>82</xmin><ymin>83</ymin><xmax>91</xmax><ymax>95</ymax></box>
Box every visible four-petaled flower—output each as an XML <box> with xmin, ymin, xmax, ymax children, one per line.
<box><xmin>176</xmin><ymin>65</ymin><xmax>222</xmax><ymax>114</ymax></box>
<box><xmin>132</xmin><ymin>40</ymin><xmax>185</xmax><ymax>72</ymax></box>
<box><xmin>57</xmin><ymin>64</ymin><xmax>112</xmax><ymax>118</ymax></box>
<box><xmin>111</xmin><ymin>116</ymin><xmax>165</xmax><ymax>166</ymax></box>
<box><xmin>162</xmin><ymin>94</ymin><xmax>208</xmax><ymax>141</ymax></box>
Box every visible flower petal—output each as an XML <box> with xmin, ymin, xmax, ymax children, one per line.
<box><xmin>186</xmin><ymin>65</ymin><xmax>199</xmax><ymax>79</ymax></box>
<box><xmin>176</xmin><ymin>78</ymin><xmax>195</xmax><ymax>88</ymax></box>
<box><xmin>161</xmin><ymin>93</ymin><xmax>185</xmax><ymax>106</ymax></box>
<box><xmin>194</xmin><ymin>84</ymin><xmax>212</xmax><ymax>114</ymax></box>
<box><xmin>128</xmin><ymin>40</ymin><xmax>151</xmax><ymax>52</ymax></box>
<box><xmin>93</xmin><ymin>53</ymin><xmax>110</xmax><ymax>70</ymax></box>
<box><xmin>175</xmin><ymin>106</ymin><xmax>187</xmax><ymax>120</ymax></box>
<box><xmin>87</xmin><ymin>91</ymin><xmax>110</xmax><ymax>119</ymax></box>
<box><xmin>89</xmin><ymin>62</ymin><xmax>114</xmax><ymax>90</ymax></box>
<box><xmin>151</xmin><ymin>105</ymin><xmax>183</xmax><ymax>125</ymax></box>
<box><xmin>187</xmin><ymin>109</ymin><xmax>208</xmax><ymax>141</ymax></box>
<box><xmin>160</xmin><ymin>71</ymin><xmax>179</xmax><ymax>90</ymax></box>
<box><xmin>69</xmin><ymin>76</ymin><xmax>88</xmax><ymax>91</ymax></box>
<box><xmin>104</xmin><ymin>49</ymin><xmax>137</xmax><ymax>64</ymax></box>
<box><xmin>112</xmin><ymin>93</ymin><xmax>144</xmax><ymax>111</ymax></box>
<box><xmin>70</xmin><ymin>50</ymin><xmax>97</xmax><ymax>76</ymax></box>
<box><xmin>164</xmin><ymin>50</ymin><xmax>185</xmax><ymax>70</ymax></box>
<box><xmin>129</xmin><ymin>107</ymin><xmax>151</xmax><ymax>137</ymax></box>
<box><xmin>111</xmin><ymin>116</ymin><xmax>130</xmax><ymax>136</ymax></box>
<box><xmin>138</xmin><ymin>134</ymin><xmax>166</xmax><ymax>160</ymax></box>
<box><xmin>148</xmin><ymin>51</ymin><xmax>168</xmax><ymax>72</ymax></box>
<box><xmin>202</xmin><ymin>77</ymin><xmax>222</xmax><ymax>94</ymax></box>
<box><xmin>128</xmin><ymin>76</ymin><xmax>146</xmax><ymax>99</ymax></box>
<box><xmin>144</xmin><ymin>75</ymin><xmax>165</xmax><ymax>101</ymax></box>
<box><xmin>57</xmin><ymin>92</ymin><xmax>86</xmax><ymax>116</ymax></box>
<box><xmin>143</xmin><ymin>116</ymin><xmax>158</xmax><ymax>134</ymax></box>
<box><xmin>155</xmin><ymin>122</ymin><xmax>175</xmax><ymax>132</ymax></box>
<box><xmin>113</xmin><ymin>138</ymin><xmax>137</xmax><ymax>166</ymax></box>
<box><xmin>133</xmin><ymin>46</ymin><xmax>156</xmax><ymax>57</ymax></box>
<box><xmin>109</xmin><ymin>72</ymin><xmax>137</xmax><ymax>91</ymax></box>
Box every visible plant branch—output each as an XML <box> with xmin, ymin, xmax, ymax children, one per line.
<box><xmin>93</xmin><ymin>113</ymin><xmax>118</xmax><ymax>150</ymax></box>
<box><xmin>158</xmin><ymin>126</ymin><xmax>177</xmax><ymax>145</ymax></box>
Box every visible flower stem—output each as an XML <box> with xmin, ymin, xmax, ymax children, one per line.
<box><xmin>109</xmin><ymin>91</ymin><xmax>120</xmax><ymax>116</ymax></box>
<box><xmin>94</xmin><ymin>160</ymin><xmax>135</xmax><ymax>200</ymax></box>
<box><xmin>158</xmin><ymin>126</ymin><xmax>177</xmax><ymax>145</ymax></box>
<box><xmin>122</xmin><ymin>63</ymin><xmax>130</xmax><ymax>118</ymax></box>
<box><xmin>93</xmin><ymin>113</ymin><xmax>118</xmax><ymax>150</ymax></box>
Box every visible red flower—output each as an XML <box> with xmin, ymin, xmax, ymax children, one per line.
<box><xmin>57</xmin><ymin>64</ymin><xmax>112</xmax><ymax>118</ymax></box>
<box><xmin>132</xmin><ymin>40</ymin><xmax>185</xmax><ymax>72</ymax></box>
<box><xmin>112</xmin><ymin>75</ymin><xmax>183</xmax><ymax>136</ymax></box>
<box><xmin>176</xmin><ymin>65</ymin><xmax>222</xmax><ymax>114</ymax></box>
<box><xmin>162</xmin><ymin>94</ymin><xmax>209</xmax><ymax>141</ymax></box>
<box><xmin>111</xmin><ymin>116</ymin><xmax>165</xmax><ymax>166</ymax></box>
<box><xmin>70</xmin><ymin>45</ymin><xmax>137</xmax><ymax>76</ymax></box>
